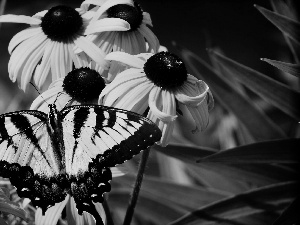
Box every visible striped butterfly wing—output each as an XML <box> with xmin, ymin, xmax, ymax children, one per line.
<box><xmin>0</xmin><ymin>110</ymin><xmax>67</xmax><ymax>212</ymax></box>
<box><xmin>60</xmin><ymin>105</ymin><xmax>161</xmax><ymax>214</ymax></box>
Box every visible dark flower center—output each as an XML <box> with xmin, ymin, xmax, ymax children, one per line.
<box><xmin>107</xmin><ymin>2</ymin><xmax>143</xmax><ymax>31</ymax></box>
<box><xmin>63</xmin><ymin>67</ymin><xmax>106</xmax><ymax>103</ymax></box>
<box><xmin>41</xmin><ymin>5</ymin><xmax>83</xmax><ymax>42</ymax></box>
<box><xmin>143</xmin><ymin>52</ymin><xmax>188</xmax><ymax>90</ymax></box>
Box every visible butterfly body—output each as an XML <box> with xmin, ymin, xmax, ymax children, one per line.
<box><xmin>0</xmin><ymin>104</ymin><xmax>161</xmax><ymax>215</ymax></box>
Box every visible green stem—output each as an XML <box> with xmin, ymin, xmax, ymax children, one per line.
<box><xmin>123</xmin><ymin>148</ymin><xmax>151</xmax><ymax>225</ymax></box>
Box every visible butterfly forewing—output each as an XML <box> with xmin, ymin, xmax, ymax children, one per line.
<box><xmin>61</xmin><ymin>105</ymin><xmax>161</xmax><ymax>170</ymax></box>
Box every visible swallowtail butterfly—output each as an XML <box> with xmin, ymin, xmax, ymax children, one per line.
<box><xmin>0</xmin><ymin>103</ymin><xmax>161</xmax><ymax>217</ymax></box>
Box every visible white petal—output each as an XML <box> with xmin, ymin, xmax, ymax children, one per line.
<box><xmin>81</xmin><ymin>0</ymin><xmax>106</xmax><ymax>8</ymax></box>
<box><xmin>148</xmin><ymin>87</ymin><xmax>177</xmax><ymax>123</ymax></box>
<box><xmin>8</xmin><ymin>32</ymin><xmax>47</xmax><ymax>85</ymax></box>
<box><xmin>21</xmin><ymin>39</ymin><xmax>49</xmax><ymax>91</ymax></box>
<box><xmin>175</xmin><ymin>79</ymin><xmax>210</xmax><ymax>106</ymax></box>
<box><xmin>35</xmin><ymin>195</ymin><xmax>69</xmax><ymax>225</ymax></box>
<box><xmin>90</xmin><ymin>0</ymin><xmax>133</xmax><ymax>22</ymax></box>
<box><xmin>147</xmin><ymin>89</ymin><xmax>176</xmax><ymax>146</ymax></box>
<box><xmin>186</xmin><ymin>103</ymin><xmax>209</xmax><ymax>132</ymax></box>
<box><xmin>137</xmin><ymin>24</ymin><xmax>159</xmax><ymax>53</ymax></box>
<box><xmin>142</xmin><ymin>12</ymin><xmax>153</xmax><ymax>26</ymax></box>
<box><xmin>99</xmin><ymin>70</ymin><xmax>146</xmax><ymax>106</ymax></box>
<box><xmin>33</xmin><ymin>10</ymin><xmax>48</xmax><ymax>19</ymax></box>
<box><xmin>0</xmin><ymin>14</ymin><xmax>41</xmax><ymax>24</ymax></box>
<box><xmin>105</xmin><ymin>52</ymin><xmax>145</xmax><ymax>68</ymax></box>
<box><xmin>8</xmin><ymin>27</ymin><xmax>42</xmax><ymax>54</ymax></box>
<box><xmin>111</xmin><ymin>166</ymin><xmax>127</xmax><ymax>177</ymax></box>
<box><xmin>115</xmin><ymin>80</ymin><xmax>153</xmax><ymax>111</ymax></box>
<box><xmin>33</xmin><ymin>41</ymin><xmax>53</xmax><ymax>89</ymax></box>
<box><xmin>50</xmin><ymin>42</ymin><xmax>60</xmax><ymax>81</ymax></box>
<box><xmin>85</xmin><ymin>18</ymin><xmax>130</xmax><ymax>35</ymax></box>
<box><xmin>66</xmin><ymin>197</ymin><xmax>106</xmax><ymax>225</ymax></box>
<box><xmin>74</xmin><ymin>36</ymin><xmax>107</xmax><ymax>69</ymax></box>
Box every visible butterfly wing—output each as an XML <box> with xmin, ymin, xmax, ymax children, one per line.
<box><xmin>60</xmin><ymin>105</ymin><xmax>161</xmax><ymax>214</ymax></box>
<box><xmin>0</xmin><ymin>110</ymin><xmax>67</xmax><ymax>212</ymax></box>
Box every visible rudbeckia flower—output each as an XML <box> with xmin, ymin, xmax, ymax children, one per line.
<box><xmin>30</xmin><ymin>67</ymin><xmax>126</xmax><ymax>224</ymax></box>
<box><xmin>99</xmin><ymin>51</ymin><xmax>214</xmax><ymax>146</ymax></box>
<box><xmin>0</xmin><ymin>4</ymin><xmax>130</xmax><ymax>91</ymax></box>
<box><xmin>79</xmin><ymin>0</ymin><xmax>160</xmax><ymax>81</ymax></box>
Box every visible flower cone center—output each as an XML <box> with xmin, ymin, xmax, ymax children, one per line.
<box><xmin>41</xmin><ymin>5</ymin><xmax>83</xmax><ymax>42</ymax></box>
<box><xmin>107</xmin><ymin>2</ymin><xmax>143</xmax><ymax>31</ymax></box>
<box><xmin>144</xmin><ymin>52</ymin><xmax>188</xmax><ymax>90</ymax></box>
<box><xmin>63</xmin><ymin>68</ymin><xmax>106</xmax><ymax>103</ymax></box>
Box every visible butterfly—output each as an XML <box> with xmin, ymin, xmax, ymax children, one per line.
<box><xmin>0</xmin><ymin>103</ymin><xmax>161</xmax><ymax>218</ymax></box>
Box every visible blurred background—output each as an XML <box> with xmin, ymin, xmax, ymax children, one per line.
<box><xmin>0</xmin><ymin>1</ymin><xmax>299</xmax><ymax>224</ymax></box>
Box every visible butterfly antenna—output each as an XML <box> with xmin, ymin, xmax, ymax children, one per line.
<box><xmin>30</xmin><ymin>82</ymin><xmax>50</xmax><ymax>105</ymax></box>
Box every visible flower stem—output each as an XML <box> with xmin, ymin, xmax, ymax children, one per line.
<box><xmin>123</xmin><ymin>147</ymin><xmax>151</xmax><ymax>225</ymax></box>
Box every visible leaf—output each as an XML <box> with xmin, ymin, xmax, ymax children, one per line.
<box><xmin>168</xmin><ymin>181</ymin><xmax>299</xmax><ymax>225</ymax></box>
<box><xmin>155</xmin><ymin>143</ymin><xmax>299</xmax><ymax>187</ymax></box>
<box><xmin>198</xmin><ymin>138</ymin><xmax>300</xmax><ymax>164</ymax></box>
<box><xmin>113</xmin><ymin>174</ymin><xmax>227</xmax><ymax>210</ymax></box>
<box><xmin>109</xmin><ymin>188</ymin><xmax>187</xmax><ymax>224</ymax></box>
<box><xmin>175</xmin><ymin>44</ymin><xmax>286</xmax><ymax>141</ymax></box>
<box><xmin>209</xmin><ymin>49</ymin><xmax>300</xmax><ymax>121</ymax></box>
<box><xmin>153</xmin><ymin>144</ymin><xmax>217</xmax><ymax>164</ymax></box>
<box><xmin>261</xmin><ymin>58</ymin><xmax>300</xmax><ymax>77</ymax></box>
<box><xmin>0</xmin><ymin>188</ymin><xmax>26</xmax><ymax>220</ymax></box>
<box><xmin>255</xmin><ymin>5</ymin><xmax>300</xmax><ymax>44</ymax></box>
<box><xmin>273</xmin><ymin>197</ymin><xmax>300</xmax><ymax>225</ymax></box>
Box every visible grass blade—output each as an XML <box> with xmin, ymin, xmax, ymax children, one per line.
<box><xmin>209</xmin><ymin>50</ymin><xmax>300</xmax><ymax>121</ymax></box>
<box><xmin>169</xmin><ymin>181</ymin><xmax>299</xmax><ymax>225</ymax></box>
<box><xmin>273</xmin><ymin>197</ymin><xmax>300</xmax><ymax>225</ymax></box>
<box><xmin>255</xmin><ymin>4</ymin><xmax>300</xmax><ymax>44</ymax></box>
<box><xmin>198</xmin><ymin>138</ymin><xmax>300</xmax><ymax>164</ymax></box>
<box><xmin>261</xmin><ymin>58</ymin><xmax>300</xmax><ymax>77</ymax></box>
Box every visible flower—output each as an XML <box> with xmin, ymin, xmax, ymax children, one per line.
<box><xmin>79</xmin><ymin>0</ymin><xmax>160</xmax><ymax>81</ymax></box>
<box><xmin>30</xmin><ymin>67</ymin><xmax>126</xmax><ymax>225</ymax></box>
<box><xmin>99</xmin><ymin>51</ymin><xmax>214</xmax><ymax>146</ymax></box>
<box><xmin>0</xmin><ymin>4</ymin><xmax>130</xmax><ymax>91</ymax></box>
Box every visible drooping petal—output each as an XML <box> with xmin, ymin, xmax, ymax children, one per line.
<box><xmin>185</xmin><ymin>101</ymin><xmax>209</xmax><ymax>132</ymax></box>
<box><xmin>147</xmin><ymin>89</ymin><xmax>177</xmax><ymax>146</ymax></box>
<box><xmin>8</xmin><ymin>27</ymin><xmax>43</xmax><ymax>54</ymax></box>
<box><xmin>148</xmin><ymin>87</ymin><xmax>177</xmax><ymax>123</ymax></box>
<box><xmin>0</xmin><ymin>14</ymin><xmax>41</xmax><ymax>25</ymax></box>
<box><xmin>35</xmin><ymin>195</ymin><xmax>70</xmax><ymax>225</ymax></box>
<box><xmin>175</xmin><ymin>79</ymin><xmax>210</xmax><ymax>107</ymax></box>
<box><xmin>85</xmin><ymin>18</ymin><xmax>130</xmax><ymax>35</ymax></box>
<box><xmin>74</xmin><ymin>36</ymin><xmax>107</xmax><ymax>69</ymax></box>
<box><xmin>137</xmin><ymin>24</ymin><xmax>159</xmax><ymax>53</ymax></box>
<box><xmin>105</xmin><ymin>52</ymin><xmax>145</xmax><ymax>68</ymax></box>
<box><xmin>142</xmin><ymin>12</ymin><xmax>153</xmax><ymax>26</ymax></box>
